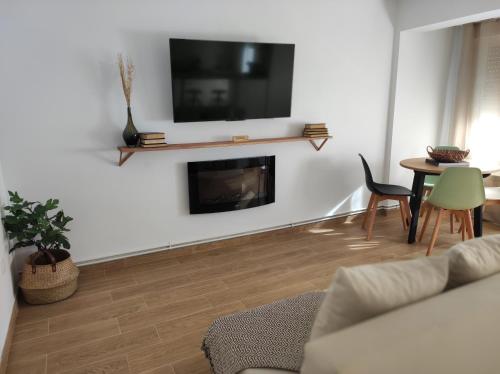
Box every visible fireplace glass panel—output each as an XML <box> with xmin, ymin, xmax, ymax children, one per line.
<box><xmin>188</xmin><ymin>156</ymin><xmax>275</xmax><ymax>214</ymax></box>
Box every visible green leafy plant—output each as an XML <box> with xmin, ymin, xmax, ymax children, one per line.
<box><xmin>3</xmin><ymin>191</ymin><xmax>73</xmax><ymax>262</ymax></box>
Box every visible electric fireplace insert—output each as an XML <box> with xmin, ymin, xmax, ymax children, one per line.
<box><xmin>187</xmin><ymin>156</ymin><xmax>275</xmax><ymax>214</ymax></box>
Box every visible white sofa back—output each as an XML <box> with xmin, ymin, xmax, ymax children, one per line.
<box><xmin>301</xmin><ymin>272</ymin><xmax>500</xmax><ymax>374</ymax></box>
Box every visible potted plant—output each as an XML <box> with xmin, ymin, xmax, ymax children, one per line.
<box><xmin>3</xmin><ymin>191</ymin><xmax>79</xmax><ymax>304</ymax></box>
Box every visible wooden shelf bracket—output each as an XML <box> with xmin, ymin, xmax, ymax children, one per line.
<box><xmin>118</xmin><ymin>149</ymin><xmax>135</xmax><ymax>166</ymax></box>
<box><xmin>309</xmin><ymin>138</ymin><xmax>329</xmax><ymax>151</ymax></box>
<box><xmin>117</xmin><ymin>135</ymin><xmax>331</xmax><ymax>166</ymax></box>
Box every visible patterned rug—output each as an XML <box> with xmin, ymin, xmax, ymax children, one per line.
<box><xmin>202</xmin><ymin>291</ymin><xmax>325</xmax><ymax>374</ymax></box>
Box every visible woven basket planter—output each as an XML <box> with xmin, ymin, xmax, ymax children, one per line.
<box><xmin>19</xmin><ymin>249</ymin><xmax>79</xmax><ymax>305</ymax></box>
<box><xmin>427</xmin><ymin>146</ymin><xmax>470</xmax><ymax>163</ymax></box>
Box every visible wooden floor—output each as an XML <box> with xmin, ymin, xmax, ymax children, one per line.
<box><xmin>6</xmin><ymin>210</ymin><xmax>498</xmax><ymax>374</ymax></box>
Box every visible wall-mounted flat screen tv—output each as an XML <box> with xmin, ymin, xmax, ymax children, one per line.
<box><xmin>169</xmin><ymin>38</ymin><xmax>295</xmax><ymax>123</ymax></box>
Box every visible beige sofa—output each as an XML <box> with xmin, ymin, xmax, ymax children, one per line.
<box><xmin>242</xmin><ymin>271</ymin><xmax>500</xmax><ymax>374</ymax></box>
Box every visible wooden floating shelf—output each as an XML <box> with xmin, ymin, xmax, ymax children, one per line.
<box><xmin>117</xmin><ymin>136</ymin><xmax>332</xmax><ymax>166</ymax></box>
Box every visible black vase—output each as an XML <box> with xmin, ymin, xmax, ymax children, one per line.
<box><xmin>122</xmin><ymin>107</ymin><xmax>139</xmax><ymax>146</ymax></box>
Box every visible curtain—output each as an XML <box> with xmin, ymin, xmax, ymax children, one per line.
<box><xmin>450</xmin><ymin>20</ymin><xmax>500</xmax><ymax>224</ymax></box>
<box><xmin>451</xmin><ymin>21</ymin><xmax>500</xmax><ymax>158</ymax></box>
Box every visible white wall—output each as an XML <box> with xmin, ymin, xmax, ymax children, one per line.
<box><xmin>385</xmin><ymin>1</ymin><xmax>500</xmax><ymax>188</ymax></box>
<box><xmin>0</xmin><ymin>161</ymin><xmax>16</xmax><ymax>359</ymax></box>
<box><xmin>388</xmin><ymin>28</ymin><xmax>454</xmax><ymax>188</ymax></box>
<box><xmin>398</xmin><ymin>0</ymin><xmax>500</xmax><ymax>31</ymax></box>
<box><xmin>0</xmin><ymin>0</ymin><xmax>397</xmax><ymax>263</ymax></box>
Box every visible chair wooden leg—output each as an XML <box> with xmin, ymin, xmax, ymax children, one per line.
<box><xmin>419</xmin><ymin>204</ymin><xmax>433</xmax><ymax>242</ymax></box>
<box><xmin>366</xmin><ymin>195</ymin><xmax>379</xmax><ymax>241</ymax></box>
<box><xmin>450</xmin><ymin>213</ymin><xmax>454</xmax><ymax>233</ymax></box>
<box><xmin>399</xmin><ymin>199</ymin><xmax>408</xmax><ymax>230</ymax></box>
<box><xmin>460</xmin><ymin>215</ymin><xmax>465</xmax><ymax>241</ymax></box>
<box><xmin>403</xmin><ymin>198</ymin><xmax>412</xmax><ymax>227</ymax></box>
<box><xmin>419</xmin><ymin>188</ymin><xmax>431</xmax><ymax>217</ymax></box>
<box><xmin>420</xmin><ymin>201</ymin><xmax>428</xmax><ymax>218</ymax></box>
<box><xmin>420</xmin><ymin>202</ymin><xmax>425</xmax><ymax>218</ymax></box>
<box><xmin>465</xmin><ymin>209</ymin><xmax>474</xmax><ymax>240</ymax></box>
<box><xmin>362</xmin><ymin>193</ymin><xmax>375</xmax><ymax>230</ymax></box>
<box><xmin>427</xmin><ymin>208</ymin><xmax>444</xmax><ymax>256</ymax></box>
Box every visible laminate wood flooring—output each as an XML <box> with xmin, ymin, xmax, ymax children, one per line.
<box><xmin>6</xmin><ymin>210</ymin><xmax>497</xmax><ymax>373</ymax></box>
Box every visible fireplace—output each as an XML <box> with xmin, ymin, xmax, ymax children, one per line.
<box><xmin>187</xmin><ymin>156</ymin><xmax>275</xmax><ymax>214</ymax></box>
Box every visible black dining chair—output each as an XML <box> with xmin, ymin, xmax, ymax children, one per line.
<box><xmin>359</xmin><ymin>154</ymin><xmax>413</xmax><ymax>240</ymax></box>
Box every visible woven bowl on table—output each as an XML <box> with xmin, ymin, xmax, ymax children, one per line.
<box><xmin>19</xmin><ymin>249</ymin><xmax>79</xmax><ymax>305</ymax></box>
<box><xmin>427</xmin><ymin>146</ymin><xmax>470</xmax><ymax>163</ymax></box>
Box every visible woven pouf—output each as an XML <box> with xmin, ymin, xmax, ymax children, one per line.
<box><xmin>19</xmin><ymin>250</ymin><xmax>79</xmax><ymax>305</ymax></box>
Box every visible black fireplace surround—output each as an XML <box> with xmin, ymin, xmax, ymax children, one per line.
<box><xmin>188</xmin><ymin>156</ymin><xmax>275</xmax><ymax>214</ymax></box>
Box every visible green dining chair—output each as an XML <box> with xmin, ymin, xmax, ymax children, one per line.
<box><xmin>422</xmin><ymin>146</ymin><xmax>460</xmax><ymax>193</ymax></box>
<box><xmin>421</xmin><ymin>175</ymin><xmax>440</xmax><ymax>215</ymax></box>
<box><xmin>420</xmin><ymin>146</ymin><xmax>461</xmax><ymax>232</ymax></box>
<box><xmin>418</xmin><ymin>167</ymin><xmax>485</xmax><ymax>256</ymax></box>
<box><xmin>423</xmin><ymin>175</ymin><xmax>440</xmax><ymax>191</ymax></box>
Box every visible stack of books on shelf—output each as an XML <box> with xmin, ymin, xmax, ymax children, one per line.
<box><xmin>139</xmin><ymin>132</ymin><xmax>167</xmax><ymax>148</ymax></box>
<box><xmin>303</xmin><ymin>123</ymin><xmax>329</xmax><ymax>138</ymax></box>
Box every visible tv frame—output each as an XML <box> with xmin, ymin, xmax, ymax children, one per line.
<box><xmin>169</xmin><ymin>38</ymin><xmax>295</xmax><ymax>123</ymax></box>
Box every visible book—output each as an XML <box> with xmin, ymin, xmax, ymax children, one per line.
<box><xmin>139</xmin><ymin>132</ymin><xmax>165</xmax><ymax>140</ymax></box>
<box><xmin>140</xmin><ymin>143</ymin><xmax>168</xmax><ymax>148</ymax></box>
<box><xmin>141</xmin><ymin>138</ymin><xmax>166</xmax><ymax>145</ymax></box>
<box><xmin>305</xmin><ymin>123</ymin><xmax>326</xmax><ymax>129</ymax></box>
<box><xmin>425</xmin><ymin>158</ymin><xmax>470</xmax><ymax>167</ymax></box>
<box><xmin>303</xmin><ymin>134</ymin><xmax>329</xmax><ymax>138</ymax></box>
<box><xmin>303</xmin><ymin>131</ymin><xmax>329</xmax><ymax>135</ymax></box>
<box><xmin>303</xmin><ymin>130</ymin><xmax>329</xmax><ymax>134</ymax></box>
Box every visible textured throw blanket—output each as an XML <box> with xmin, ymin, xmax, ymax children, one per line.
<box><xmin>202</xmin><ymin>291</ymin><xmax>326</xmax><ymax>374</ymax></box>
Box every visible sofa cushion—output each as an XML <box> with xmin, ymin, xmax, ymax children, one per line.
<box><xmin>445</xmin><ymin>234</ymin><xmax>500</xmax><ymax>288</ymax></box>
<box><xmin>309</xmin><ymin>256</ymin><xmax>448</xmax><ymax>340</ymax></box>
<box><xmin>301</xmin><ymin>272</ymin><xmax>500</xmax><ymax>374</ymax></box>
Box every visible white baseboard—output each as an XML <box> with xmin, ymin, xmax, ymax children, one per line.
<box><xmin>76</xmin><ymin>204</ymin><xmax>399</xmax><ymax>267</ymax></box>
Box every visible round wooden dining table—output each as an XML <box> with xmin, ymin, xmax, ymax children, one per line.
<box><xmin>400</xmin><ymin>157</ymin><xmax>500</xmax><ymax>244</ymax></box>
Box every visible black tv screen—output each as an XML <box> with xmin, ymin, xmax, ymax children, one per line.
<box><xmin>169</xmin><ymin>38</ymin><xmax>295</xmax><ymax>123</ymax></box>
